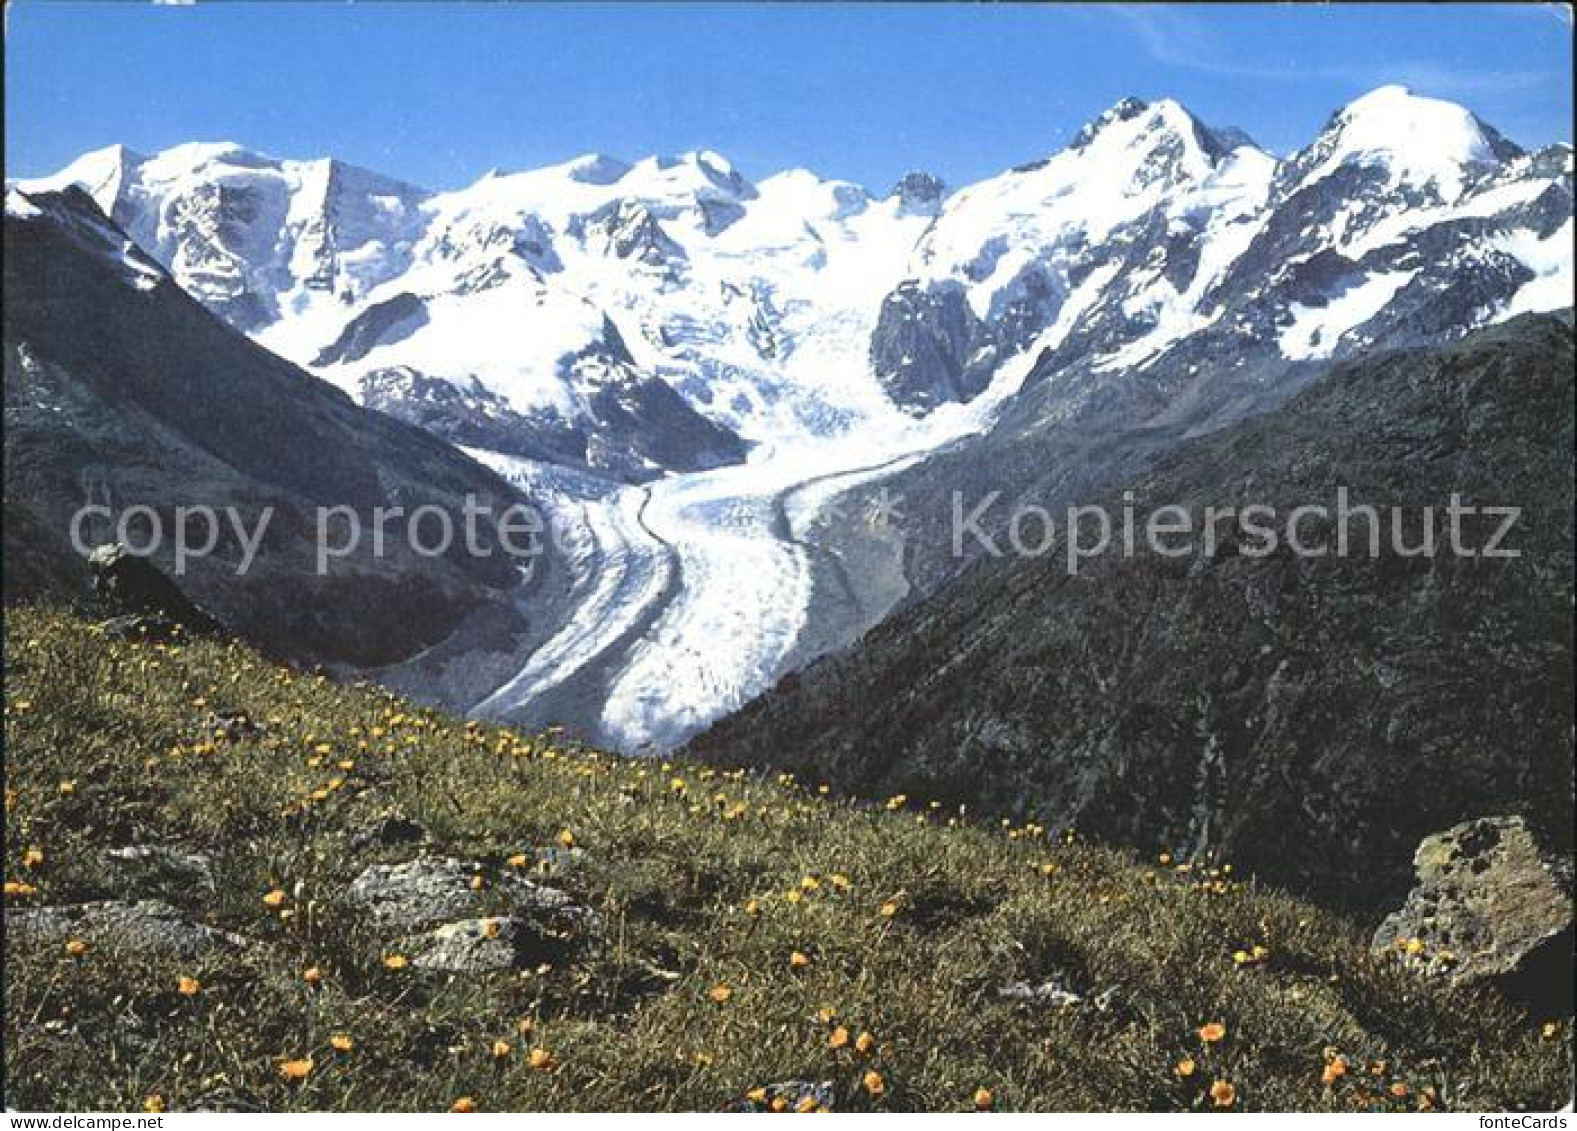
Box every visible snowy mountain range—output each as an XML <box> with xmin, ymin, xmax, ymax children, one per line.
<box><xmin>27</xmin><ymin>87</ymin><xmax>1569</xmax><ymax>477</ymax></box>
<box><xmin>9</xmin><ymin>84</ymin><xmax>1574</xmax><ymax>749</ymax></box>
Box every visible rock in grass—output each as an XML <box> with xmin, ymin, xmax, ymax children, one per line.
<box><xmin>1373</xmin><ymin>816</ymin><xmax>1573</xmax><ymax>1007</ymax></box>
<box><xmin>729</xmin><ymin>1080</ymin><xmax>836</xmax><ymax>1113</ymax></box>
<box><xmin>997</xmin><ymin>979</ymin><xmax>1085</xmax><ymax>1009</ymax></box>
<box><xmin>344</xmin><ymin>856</ymin><xmax>598</xmax><ymax>943</ymax></box>
<box><xmin>100</xmin><ymin>845</ymin><xmax>215</xmax><ymax>893</ymax></box>
<box><xmin>395</xmin><ymin>916</ymin><xmax>571</xmax><ymax>974</ymax></box>
<box><xmin>996</xmin><ymin>977</ymin><xmax>1126</xmax><ymax>1016</ymax></box>
<box><xmin>7</xmin><ymin>899</ymin><xmax>245</xmax><ymax>959</ymax></box>
<box><xmin>202</xmin><ymin>709</ymin><xmax>266</xmax><ymax>743</ymax></box>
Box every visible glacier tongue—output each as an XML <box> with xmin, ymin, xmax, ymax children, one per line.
<box><xmin>457</xmin><ymin>343</ymin><xmax>1047</xmax><ymax>751</ymax></box>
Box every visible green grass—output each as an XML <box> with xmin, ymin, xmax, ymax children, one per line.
<box><xmin>3</xmin><ymin>604</ymin><xmax>1570</xmax><ymax>1112</ymax></box>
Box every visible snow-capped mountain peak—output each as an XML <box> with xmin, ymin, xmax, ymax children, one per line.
<box><xmin>1069</xmin><ymin>95</ymin><xmax>1152</xmax><ymax>148</ymax></box>
<box><xmin>18</xmin><ymin>140</ymin><xmax>433</xmax><ymax>333</ymax></box>
<box><xmin>23</xmin><ymin>143</ymin><xmax>145</xmax><ymax>220</ymax></box>
<box><xmin>863</xmin><ymin>95</ymin><xmax>1277</xmax><ymax>409</ymax></box>
<box><xmin>561</xmin><ymin>152</ymin><xmax>633</xmax><ymax>185</ymax></box>
<box><xmin>1068</xmin><ymin>95</ymin><xmax>1256</xmax><ymax>167</ymax></box>
<box><xmin>869</xmin><ymin>84</ymin><xmax>1570</xmax><ymax>413</ymax></box>
<box><xmin>1293</xmin><ymin>84</ymin><xmax>1520</xmax><ymax>201</ymax></box>
<box><xmin>919</xmin><ymin>95</ymin><xmax>1264</xmax><ymax>273</ymax></box>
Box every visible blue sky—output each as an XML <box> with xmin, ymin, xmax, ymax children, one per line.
<box><xmin>6</xmin><ymin>2</ymin><xmax>1572</xmax><ymax>192</ymax></box>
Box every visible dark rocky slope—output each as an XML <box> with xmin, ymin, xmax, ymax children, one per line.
<box><xmin>3</xmin><ymin>187</ymin><xmax>537</xmax><ymax>667</ymax></box>
<box><xmin>691</xmin><ymin>313</ymin><xmax>1576</xmax><ymax>911</ymax></box>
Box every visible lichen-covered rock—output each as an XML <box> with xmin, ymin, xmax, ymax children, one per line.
<box><xmin>997</xmin><ymin>979</ymin><xmax>1084</xmax><ymax>1010</ymax></box>
<box><xmin>395</xmin><ymin>915</ymin><xmax>583</xmax><ymax>974</ymax></box>
<box><xmin>6</xmin><ymin>899</ymin><xmax>245</xmax><ymax>959</ymax></box>
<box><xmin>343</xmin><ymin>856</ymin><xmax>598</xmax><ymax>941</ymax></box>
<box><xmin>1373</xmin><ymin>816</ymin><xmax>1573</xmax><ymax>1006</ymax></box>
<box><xmin>100</xmin><ymin>845</ymin><xmax>215</xmax><ymax>893</ymax></box>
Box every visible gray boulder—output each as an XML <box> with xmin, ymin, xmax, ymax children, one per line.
<box><xmin>731</xmin><ymin>1080</ymin><xmax>837</xmax><ymax>1113</ymax></box>
<box><xmin>6</xmin><ymin>899</ymin><xmax>245</xmax><ymax>959</ymax></box>
<box><xmin>343</xmin><ymin>857</ymin><xmax>585</xmax><ymax>932</ymax></box>
<box><xmin>100</xmin><ymin>845</ymin><xmax>216</xmax><ymax>894</ymax></box>
<box><xmin>344</xmin><ymin>857</ymin><xmax>599</xmax><ymax>972</ymax></box>
<box><xmin>1373</xmin><ymin>816</ymin><xmax>1573</xmax><ymax>1008</ymax></box>
<box><xmin>395</xmin><ymin>916</ymin><xmax>563</xmax><ymax>974</ymax></box>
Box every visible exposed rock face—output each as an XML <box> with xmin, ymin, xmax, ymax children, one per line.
<box><xmin>583</xmin><ymin>199</ymin><xmax>686</xmax><ymax>266</ymax></box>
<box><xmin>891</xmin><ymin>171</ymin><xmax>946</xmax><ymax>216</ymax></box>
<box><xmin>692</xmin><ymin>314</ymin><xmax>1576</xmax><ymax>911</ymax></box>
<box><xmin>576</xmin><ymin>356</ymin><xmax>751</xmax><ymax>481</ymax></box>
<box><xmin>359</xmin><ymin>366</ymin><xmax>588</xmax><ymax>468</ymax></box>
<box><xmin>358</xmin><ymin>349</ymin><xmax>749</xmax><ymax>484</ymax></box>
<box><xmin>1374</xmin><ymin>817</ymin><xmax>1573</xmax><ymax>1007</ymax></box>
<box><xmin>870</xmin><ymin>281</ymin><xmax>996</xmax><ymax>412</ymax></box>
<box><xmin>6</xmin><ymin>900</ymin><xmax>245</xmax><ymax>959</ymax></box>
<box><xmin>313</xmin><ymin>291</ymin><xmax>429</xmax><ymax>366</ymax></box>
